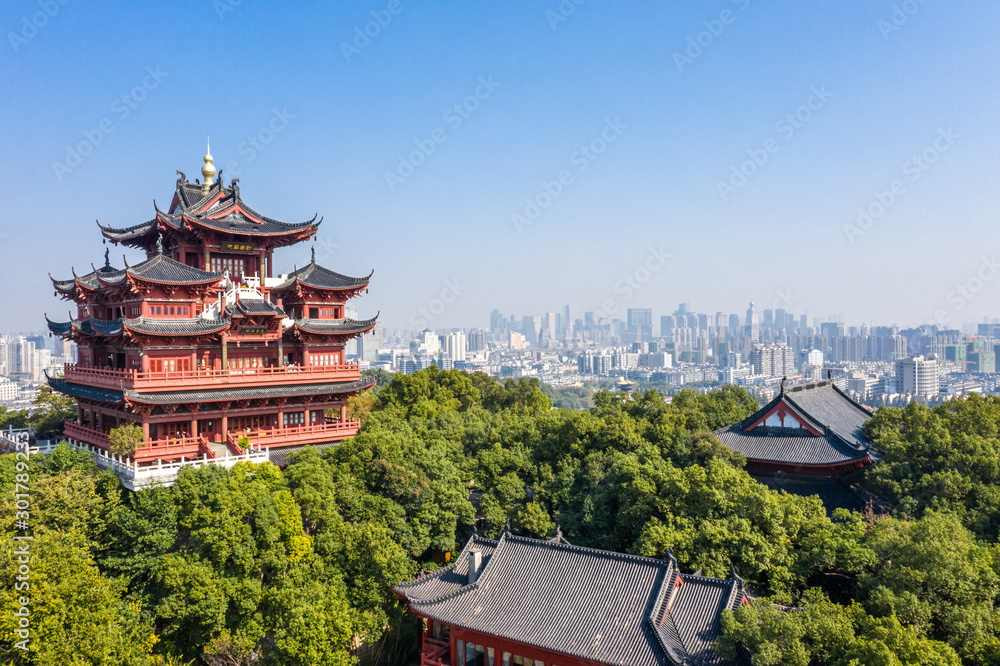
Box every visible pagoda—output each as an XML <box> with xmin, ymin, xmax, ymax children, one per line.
<box><xmin>45</xmin><ymin>144</ymin><xmax>377</xmax><ymax>469</ymax></box>
<box><xmin>713</xmin><ymin>375</ymin><xmax>877</xmax><ymax>477</ymax></box>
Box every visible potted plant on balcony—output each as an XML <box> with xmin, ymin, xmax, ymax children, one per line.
<box><xmin>108</xmin><ymin>423</ymin><xmax>144</xmax><ymax>458</ymax></box>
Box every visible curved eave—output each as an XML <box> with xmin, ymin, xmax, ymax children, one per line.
<box><xmin>125</xmin><ymin>271</ymin><xmax>224</xmax><ymax>288</ymax></box>
<box><xmin>49</xmin><ymin>274</ymin><xmax>77</xmax><ymax>292</ymax></box>
<box><xmin>184</xmin><ymin>214</ymin><xmax>318</xmax><ymax>238</ymax></box>
<box><xmin>746</xmin><ymin>455</ymin><xmax>872</xmax><ymax>468</ymax></box>
<box><xmin>292</xmin><ymin>314</ymin><xmax>379</xmax><ymax>337</ymax></box>
<box><xmin>123</xmin><ymin>378</ymin><xmax>375</xmax><ymax>405</ymax></box>
<box><xmin>273</xmin><ymin>268</ymin><xmax>374</xmax><ymax>293</ymax></box>
<box><xmin>47</xmin><ymin>373</ymin><xmax>124</xmax><ymax>404</ymax></box>
<box><xmin>98</xmin><ymin>218</ymin><xmax>158</xmax><ymax>242</ymax></box>
<box><xmin>45</xmin><ymin>315</ymin><xmax>73</xmax><ymax>337</ymax></box>
<box><xmin>122</xmin><ymin>318</ymin><xmax>231</xmax><ymax>337</ymax></box>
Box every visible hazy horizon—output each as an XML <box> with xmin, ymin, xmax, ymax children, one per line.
<box><xmin>3</xmin><ymin>0</ymin><xmax>999</xmax><ymax>334</ymax></box>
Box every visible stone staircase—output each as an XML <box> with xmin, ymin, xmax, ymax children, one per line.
<box><xmin>208</xmin><ymin>441</ymin><xmax>231</xmax><ymax>458</ymax></box>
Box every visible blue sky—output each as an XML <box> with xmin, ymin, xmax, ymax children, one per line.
<box><xmin>1</xmin><ymin>0</ymin><xmax>998</xmax><ymax>333</ymax></box>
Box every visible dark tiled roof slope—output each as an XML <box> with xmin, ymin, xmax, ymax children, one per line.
<box><xmin>124</xmin><ymin>378</ymin><xmax>375</xmax><ymax>405</ymax></box>
<box><xmin>784</xmin><ymin>382</ymin><xmax>872</xmax><ymax>446</ymax></box>
<box><xmin>395</xmin><ymin>535</ymin><xmax>499</xmax><ymax>602</ymax></box>
<box><xmin>127</xmin><ymin>255</ymin><xmax>223</xmax><ymax>285</ymax></box>
<box><xmin>714</xmin><ymin>430</ymin><xmax>868</xmax><ymax>466</ymax></box>
<box><xmin>292</xmin><ymin>316</ymin><xmax>378</xmax><ymax>335</ymax></box>
<box><xmin>123</xmin><ymin>317</ymin><xmax>231</xmax><ymax>337</ymax></box>
<box><xmin>47</xmin><ymin>375</ymin><xmax>124</xmax><ymax>404</ymax></box>
<box><xmin>227</xmin><ymin>299</ymin><xmax>286</xmax><ymax>317</ymax></box>
<box><xmin>394</xmin><ymin>533</ymin><xmax>751</xmax><ymax>666</ymax></box>
<box><xmin>274</xmin><ymin>261</ymin><xmax>372</xmax><ymax>291</ymax></box>
<box><xmin>101</xmin><ymin>177</ymin><xmax>319</xmax><ymax>242</ymax></box>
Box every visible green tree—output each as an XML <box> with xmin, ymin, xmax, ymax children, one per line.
<box><xmin>109</xmin><ymin>423</ymin><xmax>145</xmax><ymax>457</ymax></box>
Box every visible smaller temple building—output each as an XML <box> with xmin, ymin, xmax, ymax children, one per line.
<box><xmin>394</xmin><ymin>528</ymin><xmax>752</xmax><ymax>666</ymax></box>
<box><xmin>713</xmin><ymin>377</ymin><xmax>876</xmax><ymax>478</ymax></box>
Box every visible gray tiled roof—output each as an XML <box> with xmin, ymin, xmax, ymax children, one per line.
<box><xmin>123</xmin><ymin>317</ymin><xmax>231</xmax><ymax>337</ymax></box>
<box><xmin>274</xmin><ymin>261</ymin><xmax>372</xmax><ymax>291</ymax></box>
<box><xmin>89</xmin><ymin>318</ymin><xmax>124</xmax><ymax>336</ymax></box>
<box><xmin>783</xmin><ymin>382</ymin><xmax>872</xmax><ymax>446</ymax></box>
<box><xmin>714</xmin><ymin>429</ymin><xmax>869</xmax><ymax>466</ymax></box>
<box><xmin>128</xmin><ymin>255</ymin><xmax>223</xmax><ymax>285</ymax></box>
<box><xmin>45</xmin><ymin>315</ymin><xmax>73</xmax><ymax>336</ymax></box>
<box><xmin>52</xmin><ymin>263</ymin><xmax>125</xmax><ymax>291</ymax></box>
<box><xmin>227</xmin><ymin>299</ymin><xmax>286</xmax><ymax>317</ymax></box>
<box><xmin>266</xmin><ymin>442</ymin><xmax>343</xmax><ymax>467</ymax></box>
<box><xmin>100</xmin><ymin>177</ymin><xmax>319</xmax><ymax>243</ymax></box>
<box><xmin>292</xmin><ymin>316</ymin><xmax>378</xmax><ymax>335</ymax></box>
<box><xmin>395</xmin><ymin>535</ymin><xmax>499</xmax><ymax>601</ymax></box>
<box><xmin>47</xmin><ymin>375</ymin><xmax>124</xmax><ymax>404</ymax></box>
<box><xmin>98</xmin><ymin>219</ymin><xmax>157</xmax><ymax>241</ymax></box>
<box><xmin>124</xmin><ymin>378</ymin><xmax>374</xmax><ymax>405</ymax></box>
<box><xmin>394</xmin><ymin>533</ymin><xmax>750</xmax><ymax>666</ymax></box>
<box><xmin>713</xmin><ymin>381</ymin><xmax>874</xmax><ymax>467</ymax></box>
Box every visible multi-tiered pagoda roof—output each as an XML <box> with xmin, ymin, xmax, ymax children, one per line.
<box><xmin>97</xmin><ymin>173</ymin><xmax>320</xmax><ymax>251</ymax></box>
<box><xmin>45</xmin><ymin>148</ymin><xmax>379</xmax><ymax>484</ymax></box>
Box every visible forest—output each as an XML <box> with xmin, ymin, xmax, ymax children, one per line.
<box><xmin>3</xmin><ymin>367</ymin><xmax>1000</xmax><ymax>665</ymax></box>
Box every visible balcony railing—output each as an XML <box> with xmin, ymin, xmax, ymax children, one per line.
<box><xmin>420</xmin><ymin>636</ymin><xmax>450</xmax><ymax>666</ymax></box>
<box><xmin>229</xmin><ymin>419</ymin><xmax>361</xmax><ymax>449</ymax></box>
<box><xmin>64</xmin><ymin>421</ymin><xmax>221</xmax><ymax>462</ymax></box>
<box><xmin>62</xmin><ymin>362</ymin><xmax>361</xmax><ymax>391</ymax></box>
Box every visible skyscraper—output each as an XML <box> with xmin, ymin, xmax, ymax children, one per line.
<box><xmin>745</xmin><ymin>302</ymin><xmax>759</xmax><ymax>342</ymax></box>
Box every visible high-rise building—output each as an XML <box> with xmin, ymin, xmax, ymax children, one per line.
<box><xmin>445</xmin><ymin>331</ymin><xmax>467</xmax><ymax>362</ymax></box>
<box><xmin>895</xmin><ymin>355</ymin><xmax>939</xmax><ymax>397</ymax></box>
<box><xmin>748</xmin><ymin>343</ymin><xmax>794</xmax><ymax>377</ymax></box>
<box><xmin>627</xmin><ymin>308</ymin><xmax>653</xmax><ymax>343</ymax></box>
<box><xmin>745</xmin><ymin>302</ymin><xmax>759</xmax><ymax>342</ymax></box>
<box><xmin>467</xmin><ymin>330</ymin><xmax>486</xmax><ymax>353</ymax></box>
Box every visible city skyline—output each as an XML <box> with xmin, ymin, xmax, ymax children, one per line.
<box><xmin>3</xmin><ymin>1</ymin><xmax>1000</xmax><ymax>333</ymax></box>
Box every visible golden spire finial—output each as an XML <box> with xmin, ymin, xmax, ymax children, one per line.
<box><xmin>201</xmin><ymin>136</ymin><xmax>216</xmax><ymax>195</ymax></box>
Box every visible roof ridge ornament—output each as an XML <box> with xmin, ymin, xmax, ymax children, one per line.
<box><xmin>311</xmin><ymin>245</ymin><xmax>316</xmax><ymax>264</ymax></box>
<box><xmin>201</xmin><ymin>137</ymin><xmax>216</xmax><ymax>196</ymax></box>
<box><xmin>104</xmin><ymin>248</ymin><xmax>111</xmax><ymax>269</ymax></box>
<box><xmin>503</xmin><ymin>519</ymin><xmax>511</xmax><ymax>536</ymax></box>
<box><xmin>155</xmin><ymin>233</ymin><xmax>164</xmax><ymax>256</ymax></box>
